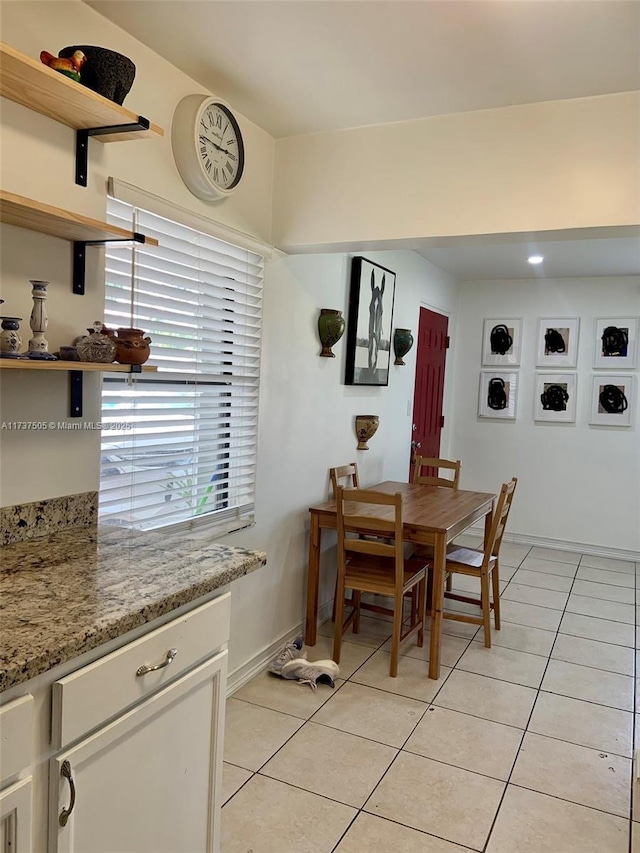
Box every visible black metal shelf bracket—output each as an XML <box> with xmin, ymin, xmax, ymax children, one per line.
<box><xmin>69</xmin><ymin>364</ymin><xmax>143</xmax><ymax>417</ymax></box>
<box><xmin>75</xmin><ymin>116</ymin><xmax>151</xmax><ymax>187</ymax></box>
<box><xmin>72</xmin><ymin>233</ymin><xmax>146</xmax><ymax>295</ymax></box>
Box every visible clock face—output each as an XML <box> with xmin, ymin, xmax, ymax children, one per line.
<box><xmin>171</xmin><ymin>95</ymin><xmax>245</xmax><ymax>201</ymax></box>
<box><xmin>197</xmin><ymin>102</ymin><xmax>244</xmax><ymax>192</ymax></box>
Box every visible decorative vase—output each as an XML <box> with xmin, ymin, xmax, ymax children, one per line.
<box><xmin>115</xmin><ymin>327</ymin><xmax>151</xmax><ymax>365</ymax></box>
<box><xmin>393</xmin><ymin>328</ymin><xmax>414</xmax><ymax>365</ymax></box>
<box><xmin>27</xmin><ymin>280</ymin><xmax>57</xmax><ymax>360</ymax></box>
<box><xmin>0</xmin><ymin>317</ymin><xmax>27</xmax><ymax>358</ymax></box>
<box><xmin>75</xmin><ymin>322</ymin><xmax>118</xmax><ymax>364</ymax></box>
<box><xmin>355</xmin><ymin>415</ymin><xmax>379</xmax><ymax>451</ymax></box>
<box><xmin>58</xmin><ymin>45</ymin><xmax>136</xmax><ymax>105</ymax></box>
<box><xmin>317</xmin><ymin>309</ymin><xmax>345</xmax><ymax>358</ymax></box>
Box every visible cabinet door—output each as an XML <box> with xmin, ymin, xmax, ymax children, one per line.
<box><xmin>49</xmin><ymin>651</ymin><xmax>227</xmax><ymax>853</ymax></box>
<box><xmin>0</xmin><ymin>777</ymin><xmax>32</xmax><ymax>853</ymax></box>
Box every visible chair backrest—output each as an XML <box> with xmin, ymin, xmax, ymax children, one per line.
<box><xmin>412</xmin><ymin>456</ymin><xmax>461</xmax><ymax>489</ymax></box>
<box><xmin>483</xmin><ymin>477</ymin><xmax>518</xmax><ymax>567</ymax></box>
<box><xmin>330</xmin><ymin>462</ymin><xmax>360</xmax><ymax>498</ymax></box>
<box><xmin>335</xmin><ymin>486</ymin><xmax>405</xmax><ymax>590</ymax></box>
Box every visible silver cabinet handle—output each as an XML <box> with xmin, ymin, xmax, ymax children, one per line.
<box><xmin>59</xmin><ymin>760</ymin><xmax>76</xmax><ymax>827</ymax></box>
<box><xmin>136</xmin><ymin>648</ymin><xmax>178</xmax><ymax>677</ymax></box>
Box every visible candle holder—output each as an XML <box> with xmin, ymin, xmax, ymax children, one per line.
<box><xmin>0</xmin><ymin>317</ymin><xmax>28</xmax><ymax>358</ymax></box>
<box><xmin>27</xmin><ymin>280</ymin><xmax>57</xmax><ymax>360</ymax></box>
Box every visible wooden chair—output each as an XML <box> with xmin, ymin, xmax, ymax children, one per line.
<box><xmin>334</xmin><ymin>486</ymin><xmax>428</xmax><ymax>677</ymax></box>
<box><xmin>442</xmin><ymin>477</ymin><xmax>518</xmax><ymax>647</ymax></box>
<box><xmin>412</xmin><ymin>456</ymin><xmax>461</xmax><ymax>489</ymax></box>
<box><xmin>329</xmin><ymin>463</ymin><xmax>359</xmax><ymax>498</ymax></box>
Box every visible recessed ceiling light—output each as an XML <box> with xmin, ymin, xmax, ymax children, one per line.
<box><xmin>528</xmin><ymin>255</ymin><xmax>544</xmax><ymax>265</ymax></box>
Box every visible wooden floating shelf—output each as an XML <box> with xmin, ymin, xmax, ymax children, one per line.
<box><xmin>0</xmin><ymin>42</ymin><xmax>164</xmax><ymax>142</ymax></box>
<box><xmin>0</xmin><ymin>190</ymin><xmax>159</xmax><ymax>246</ymax></box>
<box><xmin>0</xmin><ymin>361</ymin><xmax>157</xmax><ymax>373</ymax></box>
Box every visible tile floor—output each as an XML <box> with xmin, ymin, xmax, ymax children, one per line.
<box><xmin>221</xmin><ymin>540</ymin><xmax>638</xmax><ymax>852</ymax></box>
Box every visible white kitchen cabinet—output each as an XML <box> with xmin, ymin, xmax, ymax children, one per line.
<box><xmin>49</xmin><ymin>650</ymin><xmax>227</xmax><ymax>853</ymax></box>
<box><xmin>0</xmin><ymin>777</ymin><xmax>32</xmax><ymax>853</ymax></box>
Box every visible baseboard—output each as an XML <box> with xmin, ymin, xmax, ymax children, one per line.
<box><xmin>460</xmin><ymin>525</ymin><xmax>639</xmax><ymax>563</ymax></box>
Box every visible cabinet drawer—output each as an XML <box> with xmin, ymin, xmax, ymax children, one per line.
<box><xmin>0</xmin><ymin>695</ymin><xmax>33</xmax><ymax>784</ymax></box>
<box><xmin>52</xmin><ymin>592</ymin><xmax>230</xmax><ymax>749</ymax></box>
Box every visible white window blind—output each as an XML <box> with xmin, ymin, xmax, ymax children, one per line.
<box><xmin>99</xmin><ymin>197</ymin><xmax>263</xmax><ymax>532</ymax></box>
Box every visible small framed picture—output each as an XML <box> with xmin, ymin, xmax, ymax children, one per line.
<box><xmin>536</xmin><ymin>317</ymin><xmax>580</xmax><ymax>367</ymax></box>
<box><xmin>534</xmin><ymin>373</ymin><xmax>577</xmax><ymax>423</ymax></box>
<box><xmin>594</xmin><ymin>318</ymin><xmax>638</xmax><ymax>368</ymax></box>
<box><xmin>482</xmin><ymin>318</ymin><xmax>522</xmax><ymax>366</ymax></box>
<box><xmin>589</xmin><ymin>374</ymin><xmax>635</xmax><ymax>427</ymax></box>
<box><xmin>478</xmin><ymin>371</ymin><xmax>518</xmax><ymax>419</ymax></box>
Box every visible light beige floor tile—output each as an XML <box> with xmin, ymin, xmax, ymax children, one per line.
<box><xmin>541</xmin><ymin>659</ymin><xmax>634</xmax><ymax>711</ymax></box>
<box><xmin>572</xmin><ymin>579</ymin><xmax>634</xmax><ymax>604</ymax></box>
<box><xmin>552</xmin><ymin>633</ymin><xmax>634</xmax><ymax>676</ymax></box>
<box><xmin>486</xmin><ymin>785</ymin><xmax>629</xmax><ymax>853</ymax></box>
<box><xmin>566</xmin><ymin>594</ymin><xmax>635</xmax><ymax>624</ymax></box>
<box><xmin>221</xmin><ymin>763</ymin><xmax>252</xmax><ymax>805</ymax></box>
<box><xmin>450</xmin><ymin>573</ymin><xmax>506</xmax><ymax>595</ymax></box>
<box><xmin>497</xmin><ymin>563</ymin><xmax>518</xmax><ymax>582</ymax></box>
<box><xmin>576</xmin><ymin>565</ymin><xmax>634</xmax><ymax>588</ymax></box>
<box><xmin>499</xmin><ymin>599</ymin><xmax>562</xmax><ymax>631</ymax></box>
<box><xmin>502</xmin><ymin>583</ymin><xmax>568</xmax><ymax>610</ymax></box>
<box><xmin>350</xmin><ymin>649</ymin><xmax>452</xmax><ymax>703</ymax></box>
<box><xmin>519</xmin><ymin>556</ymin><xmax>577</xmax><ymax>578</ymax></box>
<box><xmin>312</xmin><ymin>681</ymin><xmax>426</xmax><ymax>747</ymax></box>
<box><xmin>633</xmin><ymin>822</ymin><xmax>640</xmax><ymax>853</ymax></box>
<box><xmin>445</xmin><ymin>598</ymin><xmax>483</xmax><ymax>617</ymax></box>
<box><xmin>457</xmin><ymin>642</ymin><xmax>547</xmax><ymax>688</ymax></box>
<box><xmin>560</xmin><ymin>612</ymin><xmax>634</xmax><ymax>647</ymax></box>
<box><xmin>405</xmin><ymin>705</ymin><xmax>523</xmax><ymax>780</ymax></box>
<box><xmin>490</xmin><ymin>621</ymin><xmax>556</xmax><ymax>657</ymax></box>
<box><xmin>261</xmin><ymin>721</ymin><xmax>397</xmax><ymax>808</ymax></box>
<box><xmin>511</xmin><ymin>732</ymin><xmax>631</xmax><ymax>817</ymax></box>
<box><xmin>224</xmin><ymin>698</ymin><xmax>304</xmax><ymax>770</ymax></box>
<box><xmin>636</xmin><ymin>626</ymin><xmax>640</xmax><ymax>650</ymax></box>
<box><xmin>510</xmin><ymin>568</ymin><xmax>573</xmax><ymax>592</ymax></box>
<box><xmin>529</xmin><ymin>692</ymin><xmax>633</xmax><ymax>757</ymax></box>
<box><xmin>318</xmin><ymin>614</ymin><xmax>392</xmax><ymax>647</ymax></box>
<box><xmin>305</xmin><ymin>634</ymin><xmax>375</xmax><ymax>678</ymax></box>
<box><xmin>221</xmin><ymin>773</ymin><xmax>356</xmax><ymax>853</ymax></box>
<box><xmin>529</xmin><ymin>546</ymin><xmax>581</xmax><ymax>565</ymax></box>
<box><xmin>580</xmin><ymin>554</ymin><xmax>636</xmax><ymax>574</ymax></box>
<box><xmin>497</xmin><ymin>542</ymin><xmax>532</xmax><ymax>567</ymax></box>
<box><xmin>433</xmin><ymin>669</ymin><xmax>537</xmax><ymax>728</ymax></box>
<box><xmin>440</xmin><ymin>619</ymin><xmax>480</xmax><ymax>639</ymax></box>
<box><xmin>453</xmin><ymin>532</ymin><xmax>482</xmax><ymax>548</ymax></box>
<box><xmin>233</xmin><ymin>670</ymin><xmax>343</xmax><ymax>719</ymax></box>
<box><xmin>383</xmin><ymin>629</ymin><xmax>470</xmax><ymax>667</ymax></box>
<box><xmin>334</xmin><ymin>812</ymin><xmax>469</xmax><ymax>853</ymax></box>
<box><xmin>365</xmin><ymin>751</ymin><xmax>504</xmax><ymax>850</ymax></box>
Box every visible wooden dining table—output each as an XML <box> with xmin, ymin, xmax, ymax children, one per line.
<box><xmin>306</xmin><ymin>480</ymin><xmax>496</xmax><ymax>679</ymax></box>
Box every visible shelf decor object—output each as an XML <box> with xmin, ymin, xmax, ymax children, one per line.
<box><xmin>594</xmin><ymin>317</ymin><xmax>638</xmax><ymax>369</ymax></box>
<box><xmin>345</xmin><ymin>257</ymin><xmax>396</xmax><ymax>386</ymax></box>
<box><xmin>0</xmin><ymin>42</ymin><xmax>163</xmax><ymax>186</ymax></box>
<box><xmin>0</xmin><ymin>191</ymin><xmax>159</xmax><ymax>295</ymax></box>
<box><xmin>478</xmin><ymin>371</ymin><xmax>518</xmax><ymax>420</ymax></box>
<box><xmin>534</xmin><ymin>373</ymin><xmax>577</xmax><ymax>423</ymax></box>
<box><xmin>393</xmin><ymin>328</ymin><xmax>414</xmax><ymax>365</ymax></box>
<box><xmin>114</xmin><ymin>327</ymin><xmax>152</xmax><ymax>365</ymax></box>
<box><xmin>58</xmin><ymin>45</ymin><xmax>135</xmax><ymax>105</ymax></box>
<box><xmin>482</xmin><ymin>318</ymin><xmax>522</xmax><ymax>366</ymax></box>
<box><xmin>27</xmin><ymin>280</ymin><xmax>57</xmax><ymax>360</ymax></box>
<box><xmin>75</xmin><ymin>322</ymin><xmax>117</xmax><ymax>363</ymax></box>
<box><xmin>317</xmin><ymin>309</ymin><xmax>345</xmax><ymax>358</ymax></box>
<box><xmin>0</xmin><ymin>316</ymin><xmax>26</xmax><ymax>358</ymax></box>
<box><xmin>590</xmin><ymin>374</ymin><xmax>635</xmax><ymax>427</ymax></box>
<box><xmin>536</xmin><ymin>317</ymin><xmax>580</xmax><ymax>368</ymax></box>
<box><xmin>355</xmin><ymin>414</ymin><xmax>379</xmax><ymax>450</ymax></box>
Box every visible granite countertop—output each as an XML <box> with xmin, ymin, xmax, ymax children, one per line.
<box><xmin>0</xmin><ymin>525</ymin><xmax>266</xmax><ymax>692</ymax></box>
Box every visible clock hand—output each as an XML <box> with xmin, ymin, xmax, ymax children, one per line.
<box><xmin>199</xmin><ymin>134</ymin><xmax>231</xmax><ymax>156</ymax></box>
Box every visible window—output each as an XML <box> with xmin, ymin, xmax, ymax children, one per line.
<box><xmin>99</xmin><ymin>196</ymin><xmax>263</xmax><ymax>533</ymax></box>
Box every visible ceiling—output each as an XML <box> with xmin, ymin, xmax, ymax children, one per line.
<box><xmin>86</xmin><ymin>0</ymin><xmax>639</xmax><ymax>279</ymax></box>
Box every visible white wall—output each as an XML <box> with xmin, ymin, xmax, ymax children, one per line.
<box><xmin>273</xmin><ymin>93</ymin><xmax>640</xmax><ymax>251</ymax></box>
<box><xmin>450</xmin><ymin>276</ymin><xmax>640</xmax><ymax>556</ymax></box>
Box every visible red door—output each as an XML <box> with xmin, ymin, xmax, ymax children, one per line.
<box><xmin>410</xmin><ymin>308</ymin><xmax>449</xmax><ymax>473</ymax></box>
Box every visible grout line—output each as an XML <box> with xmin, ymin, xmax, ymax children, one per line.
<box><xmin>628</xmin><ymin>562</ymin><xmax>637</xmax><ymax>853</ymax></box>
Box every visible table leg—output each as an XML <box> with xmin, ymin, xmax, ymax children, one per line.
<box><xmin>305</xmin><ymin>513</ymin><xmax>321</xmax><ymax>646</ymax></box>
<box><xmin>428</xmin><ymin>533</ymin><xmax>446</xmax><ymax>680</ymax></box>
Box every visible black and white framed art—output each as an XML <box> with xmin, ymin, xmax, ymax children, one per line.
<box><xmin>589</xmin><ymin>374</ymin><xmax>635</xmax><ymax>427</ymax></box>
<box><xmin>536</xmin><ymin>317</ymin><xmax>580</xmax><ymax>368</ymax></box>
<box><xmin>594</xmin><ymin>318</ymin><xmax>638</xmax><ymax>369</ymax></box>
<box><xmin>478</xmin><ymin>371</ymin><xmax>518</xmax><ymax>420</ymax></box>
<box><xmin>482</xmin><ymin>318</ymin><xmax>522</xmax><ymax>366</ymax></box>
<box><xmin>534</xmin><ymin>373</ymin><xmax>577</xmax><ymax>423</ymax></box>
<box><xmin>345</xmin><ymin>257</ymin><xmax>396</xmax><ymax>386</ymax></box>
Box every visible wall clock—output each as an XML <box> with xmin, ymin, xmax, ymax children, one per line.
<box><xmin>171</xmin><ymin>94</ymin><xmax>245</xmax><ymax>201</ymax></box>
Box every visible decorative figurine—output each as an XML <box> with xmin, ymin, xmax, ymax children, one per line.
<box><xmin>27</xmin><ymin>280</ymin><xmax>57</xmax><ymax>360</ymax></box>
<box><xmin>40</xmin><ymin>49</ymin><xmax>86</xmax><ymax>82</ymax></box>
<box><xmin>57</xmin><ymin>45</ymin><xmax>135</xmax><ymax>104</ymax></box>
<box><xmin>75</xmin><ymin>322</ymin><xmax>118</xmax><ymax>364</ymax></box>
<box><xmin>0</xmin><ymin>317</ymin><xmax>27</xmax><ymax>358</ymax></box>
